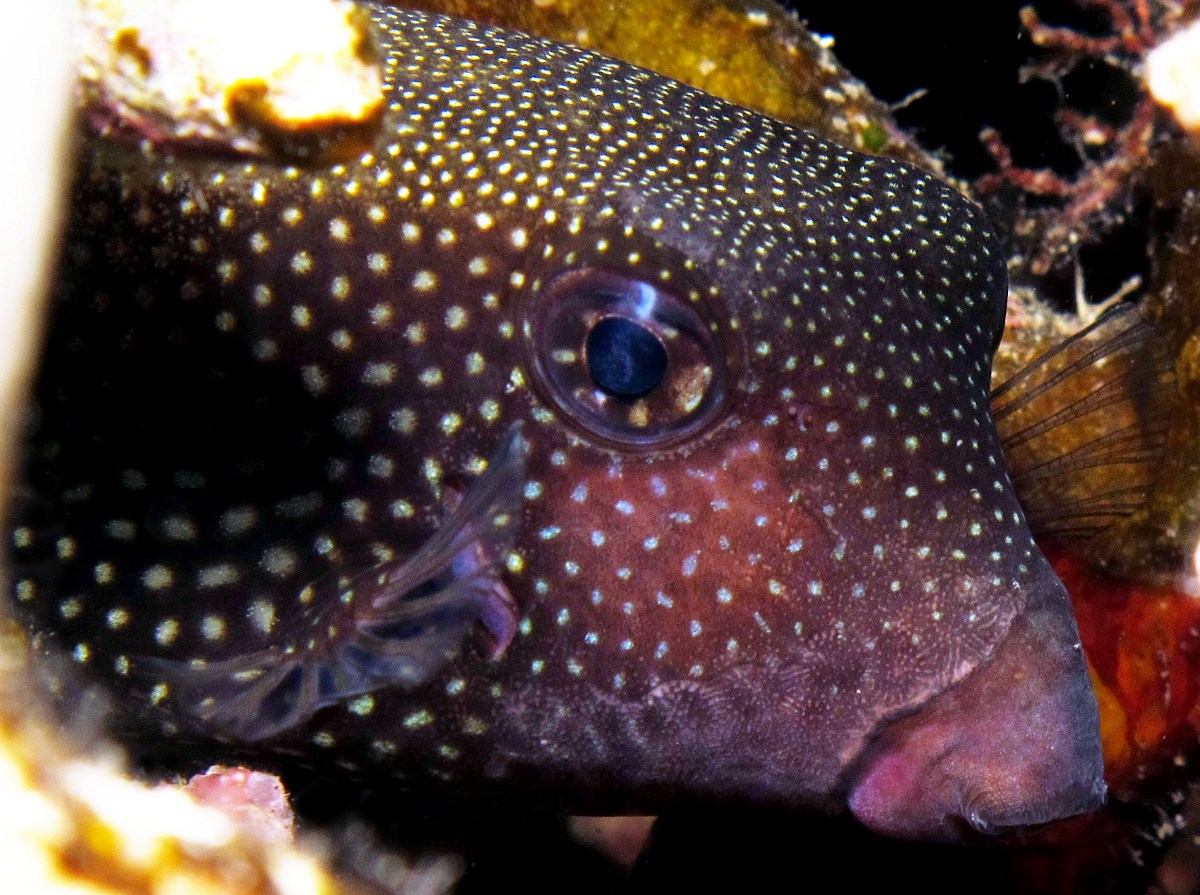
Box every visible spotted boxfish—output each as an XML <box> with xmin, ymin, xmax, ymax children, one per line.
<box><xmin>7</xmin><ymin>1</ymin><xmax>1107</xmax><ymax>840</ymax></box>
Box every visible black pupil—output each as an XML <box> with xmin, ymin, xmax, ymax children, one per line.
<box><xmin>585</xmin><ymin>317</ymin><xmax>668</xmax><ymax>399</ymax></box>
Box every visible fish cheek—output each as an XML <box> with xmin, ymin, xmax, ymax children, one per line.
<box><xmin>621</xmin><ymin>378</ymin><xmax>1027</xmax><ymax>801</ymax></box>
<box><xmin>498</xmin><ymin>425</ymin><xmax>856</xmax><ymax>795</ymax></box>
<box><xmin>646</xmin><ymin>425</ymin><xmax>873</xmax><ymax>796</ymax></box>
<box><xmin>482</xmin><ymin>432</ymin><xmax>826</xmax><ymax>795</ymax></box>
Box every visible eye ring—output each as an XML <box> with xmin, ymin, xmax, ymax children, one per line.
<box><xmin>522</xmin><ymin>266</ymin><xmax>736</xmax><ymax>450</ymax></box>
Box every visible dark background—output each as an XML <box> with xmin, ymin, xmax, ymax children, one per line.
<box><xmin>786</xmin><ymin>0</ymin><xmax>1147</xmax><ymax>183</ymax></box>
<box><xmin>788</xmin><ymin>0</ymin><xmax>1024</xmax><ymax>178</ymax></box>
<box><xmin>784</xmin><ymin>0</ymin><xmax>1152</xmax><ymax>307</ymax></box>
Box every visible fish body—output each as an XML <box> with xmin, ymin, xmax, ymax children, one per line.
<box><xmin>7</xmin><ymin>3</ymin><xmax>1103</xmax><ymax>838</ymax></box>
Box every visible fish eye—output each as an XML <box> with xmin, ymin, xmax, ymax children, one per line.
<box><xmin>585</xmin><ymin>317</ymin><xmax>668</xmax><ymax>398</ymax></box>
<box><xmin>523</xmin><ymin>267</ymin><xmax>734</xmax><ymax>449</ymax></box>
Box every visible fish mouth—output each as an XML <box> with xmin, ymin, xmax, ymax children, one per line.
<box><xmin>841</xmin><ymin>577</ymin><xmax>1106</xmax><ymax>842</ymax></box>
<box><xmin>944</xmin><ymin>776</ymin><xmax>1108</xmax><ymax>840</ymax></box>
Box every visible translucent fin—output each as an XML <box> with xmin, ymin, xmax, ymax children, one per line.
<box><xmin>991</xmin><ymin>305</ymin><xmax>1176</xmax><ymax>542</ymax></box>
<box><xmin>150</xmin><ymin>423</ymin><xmax>528</xmax><ymax>741</ymax></box>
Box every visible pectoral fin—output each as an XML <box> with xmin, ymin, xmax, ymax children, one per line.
<box><xmin>149</xmin><ymin>423</ymin><xmax>528</xmax><ymax>741</ymax></box>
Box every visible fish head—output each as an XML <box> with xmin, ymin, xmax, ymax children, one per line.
<box><xmin>491</xmin><ymin>144</ymin><xmax>1103</xmax><ymax>836</ymax></box>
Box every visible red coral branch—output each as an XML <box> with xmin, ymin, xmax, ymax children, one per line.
<box><xmin>978</xmin><ymin>1</ymin><xmax>1176</xmax><ymax>275</ymax></box>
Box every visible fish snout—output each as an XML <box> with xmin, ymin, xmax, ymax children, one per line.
<box><xmin>844</xmin><ymin>576</ymin><xmax>1105</xmax><ymax>841</ymax></box>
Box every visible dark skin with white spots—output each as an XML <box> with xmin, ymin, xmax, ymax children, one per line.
<box><xmin>8</xmin><ymin>3</ymin><xmax>1103</xmax><ymax>840</ymax></box>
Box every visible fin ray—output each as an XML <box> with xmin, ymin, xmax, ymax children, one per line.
<box><xmin>146</xmin><ymin>423</ymin><xmax>528</xmax><ymax>741</ymax></box>
<box><xmin>991</xmin><ymin>305</ymin><xmax>1176</xmax><ymax>542</ymax></box>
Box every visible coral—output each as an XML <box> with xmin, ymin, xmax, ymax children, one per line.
<box><xmin>0</xmin><ymin>621</ymin><xmax>343</xmax><ymax>895</ymax></box>
<box><xmin>76</xmin><ymin>0</ymin><xmax>384</xmax><ymax>161</ymax></box>
<box><xmin>977</xmin><ymin>0</ymin><xmax>1170</xmax><ymax>278</ymax></box>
